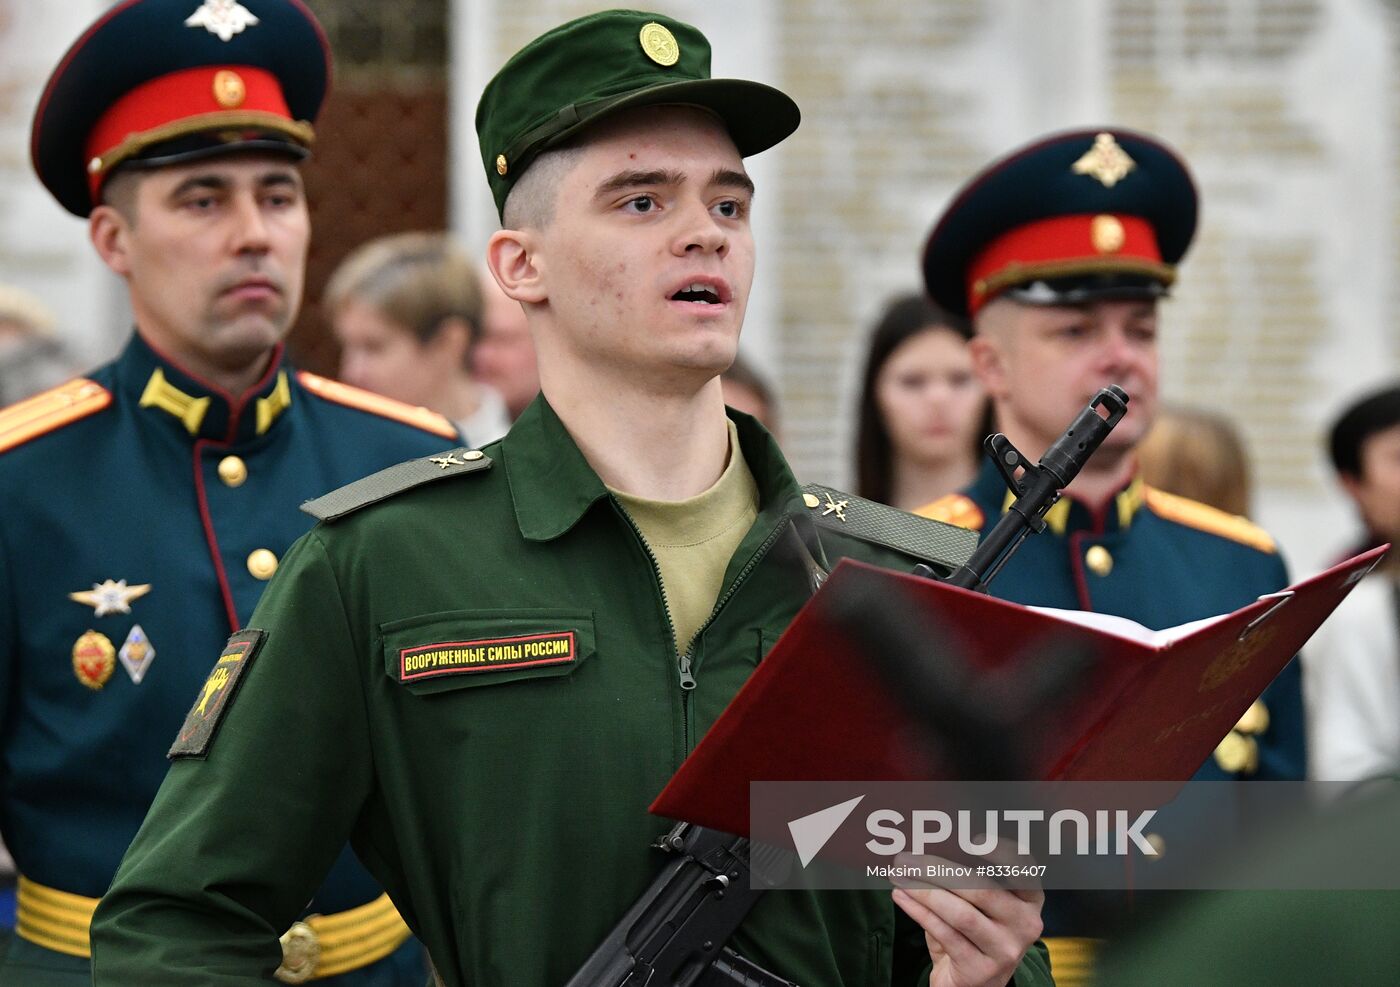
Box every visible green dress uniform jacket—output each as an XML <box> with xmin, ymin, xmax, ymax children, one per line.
<box><xmin>90</xmin><ymin>399</ymin><xmax>1053</xmax><ymax>987</ymax></box>
<box><xmin>0</xmin><ymin>332</ymin><xmax>457</xmax><ymax>985</ymax></box>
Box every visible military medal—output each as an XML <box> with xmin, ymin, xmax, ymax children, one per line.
<box><xmin>185</xmin><ymin>0</ymin><xmax>260</xmax><ymax>42</ymax></box>
<box><xmin>72</xmin><ymin>630</ymin><xmax>116</xmax><ymax>690</ymax></box>
<box><xmin>68</xmin><ymin>578</ymin><xmax>151</xmax><ymax>617</ymax></box>
<box><xmin>118</xmin><ymin>624</ymin><xmax>156</xmax><ymax>685</ymax></box>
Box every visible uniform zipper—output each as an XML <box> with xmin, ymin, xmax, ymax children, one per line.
<box><xmin>612</xmin><ymin>500</ymin><xmax>795</xmax><ymax>754</ymax></box>
<box><xmin>676</xmin><ymin>513</ymin><xmax>793</xmax><ymax>749</ymax></box>
<box><xmin>611</xmin><ymin>498</ymin><xmax>686</xmax><ymax>686</ymax></box>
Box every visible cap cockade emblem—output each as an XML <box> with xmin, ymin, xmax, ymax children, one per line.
<box><xmin>185</xmin><ymin>0</ymin><xmax>261</xmax><ymax>42</ymax></box>
<box><xmin>1072</xmin><ymin>132</ymin><xmax>1136</xmax><ymax>189</ymax></box>
<box><xmin>639</xmin><ymin>22</ymin><xmax>680</xmax><ymax>67</ymax></box>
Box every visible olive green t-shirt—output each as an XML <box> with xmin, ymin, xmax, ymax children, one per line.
<box><xmin>611</xmin><ymin>420</ymin><xmax>759</xmax><ymax>654</ymax></box>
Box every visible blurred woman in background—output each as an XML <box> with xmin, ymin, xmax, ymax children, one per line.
<box><xmin>855</xmin><ymin>293</ymin><xmax>988</xmax><ymax>510</ymax></box>
<box><xmin>328</xmin><ymin>232</ymin><xmax>512</xmax><ymax>446</ymax></box>
<box><xmin>1136</xmin><ymin>405</ymin><xmax>1253</xmax><ymax>516</ymax></box>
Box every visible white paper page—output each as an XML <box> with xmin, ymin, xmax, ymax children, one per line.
<box><xmin>1025</xmin><ymin>606</ymin><xmax>1234</xmax><ymax>650</ymax></box>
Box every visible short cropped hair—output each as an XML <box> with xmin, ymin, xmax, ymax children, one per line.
<box><xmin>99</xmin><ymin>168</ymin><xmax>142</xmax><ymax>223</ymax></box>
<box><xmin>1329</xmin><ymin>383</ymin><xmax>1400</xmax><ymax>479</ymax></box>
<box><xmin>324</xmin><ymin>232</ymin><xmax>483</xmax><ymax>351</ymax></box>
<box><xmin>501</xmin><ymin>145</ymin><xmax>583</xmax><ymax>230</ymax></box>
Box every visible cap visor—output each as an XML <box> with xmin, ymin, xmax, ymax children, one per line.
<box><xmin>546</xmin><ymin>77</ymin><xmax>800</xmax><ymax>159</ymax></box>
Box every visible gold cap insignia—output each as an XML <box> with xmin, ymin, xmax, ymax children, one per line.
<box><xmin>639</xmin><ymin>22</ymin><xmax>680</xmax><ymax>67</ymax></box>
<box><xmin>1072</xmin><ymin>133</ymin><xmax>1136</xmax><ymax>188</ymax></box>
<box><xmin>802</xmin><ymin>493</ymin><xmax>821</xmax><ymax>509</ymax></box>
<box><xmin>496</xmin><ymin>154</ymin><xmax>508</xmax><ymax>176</ymax></box>
<box><xmin>185</xmin><ymin>0</ymin><xmax>260</xmax><ymax>43</ymax></box>
<box><xmin>1091</xmin><ymin>215</ymin><xmax>1125</xmax><ymax>254</ymax></box>
<box><xmin>73</xmin><ymin>630</ymin><xmax>116</xmax><ymax>690</ymax></box>
<box><xmin>212</xmin><ymin>69</ymin><xmax>246</xmax><ymax>109</ymax></box>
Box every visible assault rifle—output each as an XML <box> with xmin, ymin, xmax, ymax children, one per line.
<box><xmin>564</xmin><ymin>386</ymin><xmax>1130</xmax><ymax>987</ymax></box>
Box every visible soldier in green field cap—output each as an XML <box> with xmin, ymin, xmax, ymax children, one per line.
<box><xmin>90</xmin><ymin>11</ymin><xmax>1051</xmax><ymax>986</ymax></box>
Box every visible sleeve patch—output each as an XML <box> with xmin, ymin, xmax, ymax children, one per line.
<box><xmin>296</xmin><ymin>371</ymin><xmax>458</xmax><ymax>439</ymax></box>
<box><xmin>0</xmin><ymin>378</ymin><xmax>110</xmax><ymax>454</ymax></box>
<box><xmin>169</xmin><ymin>629</ymin><xmax>266</xmax><ymax>759</ymax></box>
<box><xmin>913</xmin><ymin>493</ymin><xmax>985</xmax><ymax>532</ymax></box>
<box><xmin>1142</xmin><ymin>486</ymin><xmax>1276</xmax><ymax>554</ymax></box>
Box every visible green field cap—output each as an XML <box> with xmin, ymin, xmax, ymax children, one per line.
<box><xmin>476</xmin><ymin>9</ymin><xmax>800</xmax><ymax>218</ymax></box>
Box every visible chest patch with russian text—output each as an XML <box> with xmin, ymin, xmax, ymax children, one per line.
<box><xmin>398</xmin><ymin>631</ymin><xmax>576</xmax><ymax>683</ymax></box>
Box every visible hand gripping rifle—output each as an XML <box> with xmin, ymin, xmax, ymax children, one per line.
<box><xmin>564</xmin><ymin>385</ymin><xmax>1131</xmax><ymax>987</ymax></box>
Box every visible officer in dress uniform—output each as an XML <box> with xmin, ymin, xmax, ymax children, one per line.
<box><xmin>0</xmin><ymin>1</ymin><xmax>460</xmax><ymax>983</ymax></box>
<box><xmin>915</xmin><ymin>128</ymin><xmax>1306</xmax><ymax>986</ymax></box>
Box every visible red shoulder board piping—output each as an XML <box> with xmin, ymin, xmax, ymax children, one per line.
<box><xmin>1143</xmin><ymin>486</ymin><xmax>1276</xmax><ymax>554</ymax></box>
<box><xmin>296</xmin><ymin>371</ymin><xmax>457</xmax><ymax>439</ymax></box>
<box><xmin>913</xmin><ymin>493</ymin><xmax>985</xmax><ymax>531</ymax></box>
<box><xmin>0</xmin><ymin>378</ymin><xmax>111</xmax><ymax>454</ymax></box>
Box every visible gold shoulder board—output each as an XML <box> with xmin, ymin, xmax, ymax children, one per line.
<box><xmin>296</xmin><ymin>371</ymin><xmax>457</xmax><ymax>440</ymax></box>
<box><xmin>1142</xmin><ymin>486</ymin><xmax>1276</xmax><ymax>554</ymax></box>
<box><xmin>913</xmin><ymin>493</ymin><xmax>986</xmax><ymax>532</ymax></box>
<box><xmin>0</xmin><ymin>379</ymin><xmax>111</xmax><ymax>455</ymax></box>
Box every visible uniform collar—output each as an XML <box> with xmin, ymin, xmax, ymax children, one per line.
<box><xmin>972</xmin><ymin>456</ymin><xmax>1146</xmax><ymax>536</ymax></box>
<box><xmin>116</xmin><ymin>330</ymin><xmax>293</xmax><ymax>444</ymax></box>
<box><xmin>501</xmin><ymin>394</ymin><xmax>805</xmax><ymax>543</ymax></box>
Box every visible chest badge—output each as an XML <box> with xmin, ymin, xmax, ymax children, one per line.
<box><xmin>69</xmin><ymin>579</ymin><xmax>151</xmax><ymax>617</ymax></box>
<box><xmin>118</xmin><ymin>625</ymin><xmax>156</xmax><ymax>685</ymax></box>
<box><xmin>73</xmin><ymin>630</ymin><xmax>116</xmax><ymax>690</ymax></box>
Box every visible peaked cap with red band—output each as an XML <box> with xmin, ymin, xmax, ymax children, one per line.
<box><xmin>922</xmin><ymin>127</ymin><xmax>1197</xmax><ymax>319</ymax></box>
<box><xmin>32</xmin><ymin>0</ymin><xmax>331</xmax><ymax>217</ymax></box>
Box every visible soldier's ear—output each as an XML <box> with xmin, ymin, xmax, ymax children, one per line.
<box><xmin>89</xmin><ymin>205</ymin><xmax>134</xmax><ymax>278</ymax></box>
<box><xmin>967</xmin><ymin>334</ymin><xmax>1008</xmax><ymax>398</ymax></box>
<box><xmin>487</xmin><ymin>229</ymin><xmax>546</xmax><ymax>305</ymax></box>
<box><xmin>1337</xmin><ymin>470</ymin><xmax>1365</xmax><ymax>504</ymax></box>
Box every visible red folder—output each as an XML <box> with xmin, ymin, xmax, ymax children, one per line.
<box><xmin>651</xmin><ymin>545</ymin><xmax>1389</xmax><ymax>835</ymax></box>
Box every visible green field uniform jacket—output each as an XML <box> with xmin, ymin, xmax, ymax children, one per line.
<box><xmin>90</xmin><ymin>398</ymin><xmax>1052</xmax><ymax>987</ymax></box>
